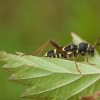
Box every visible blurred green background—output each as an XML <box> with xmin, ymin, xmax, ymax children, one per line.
<box><xmin>0</xmin><ymin>0</ymin><xmax>100</xmax><ymax>100</ymax></box>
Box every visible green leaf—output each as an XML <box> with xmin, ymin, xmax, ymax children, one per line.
<box><xmin>0</xmin><ymin>32</ymin><xmax>100</xmax><ymax>100</ymax></box>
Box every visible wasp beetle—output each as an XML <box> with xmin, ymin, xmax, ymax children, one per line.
<box><xmin>23</xmin><ymin>35</ymin><xmax>100</xmax><ymax>74</ymax></box>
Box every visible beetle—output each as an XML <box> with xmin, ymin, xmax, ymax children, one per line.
<box><xmin>22</xmin><ymin>35</ymin><xmax>100</xmax><ymax>74</ymax></box>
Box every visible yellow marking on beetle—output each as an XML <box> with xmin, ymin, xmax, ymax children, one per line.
<box><xmin>55</xmin><ymin>54</ymin><xmax>57</xmax><ymax>58</ymax></box>
<box><xmin>51</xmin><ymin>56</ymin><xmax>53</xmax><ymax>58</ymax></box>
<box><xmin>59</xmin><ymin>53</ymin><xmax>62</xmax><ymax>58</ymax></box>
<box><xmin>77</xmin><ymin>44</ymin><xmax>79</xmax><ymax>49</ymax></box>
<box><xmin>67</xmin><ymin>52</ymin><xmax>72</xmax><ymax>54</ymax></box>
<box><xmin>71</xmin><ymin>45</ymin><xmax>73</xmax><ymax>49</ymax></box>
<box><xmin>76</xmin><ymin>50</ymin><xmax>78</xmax><ymax>53</ymax></box>
<box><xmin>44</xmin><ymin>52</ymin><xmax>47</xmax><ymax>57</ymax></box>
<box><xmin>54</xmin><ymin>49</ymin><xmax>57</xmax><ymax>54</ymax></box>
<box><xmin>62</xmin><ymin>46</ymin><xmax>66</xmax><ymax>51</ymax></box>
<box><xmin>82</xmin><ymin>51</ymin><xmax>84</xmax><ymax>53</ymax></box>
<box><xmin>87</xmin><ymin>44</ymin><xmax>90</xmax><ymax>51</ymax></box>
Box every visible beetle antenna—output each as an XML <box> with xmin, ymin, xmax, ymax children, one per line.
<box><xmin>93</xmin><ymin>37</ymin><xmax>100</xmax><ymax>48</ymax></box>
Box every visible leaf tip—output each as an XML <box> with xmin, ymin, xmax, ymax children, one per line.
<box><xmin>70</xmin><ymin>32</ymin><xmax>77</xmax><ymax>43</ymax></box>
<box><xmin>70</xmin><ymin>32</ymin><xmax>77</xmax><ymax>38</ymax></box>
<box><xmin>8</xmin><ymin>74</ymin><xmax>15</xmax><ymax>81</ymax></box>
<box><xmin>2</xmin><ymin>65</ymin><xmax>8</xmax><ymax>69</ymax></box>
<box><xmin>8</xmin><ymin>77</ymin><xmax>13</xmax><ymax>81</ymax></box>
<box><xmin>70</xmin><ymin>31</ymin><xmax>75</xmax><ymax>35</ymax></box>
<box><xmin>15</xmin><ymin>51</ymin><xmax>25</xmax><ymax>56</ymax></box>
<box><xmin>20</xmin><ymin>94</ymin><xmax>27</xmax><ymax>98</ymax></box>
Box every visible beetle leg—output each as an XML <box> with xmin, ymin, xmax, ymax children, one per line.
<box><xmin>72</xmin><ymin>53</ymin><xmax>81</xmax><ymax>74</ymax></box>
<box><xmin>85</xmin><ymin>53</ymin><xmax>95</xmax><ymax>65</ymax></box>
<box><xmin>22</xmin><ymin>39</ymin><xmax>65</xmax><ymax>57</ymax></box>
